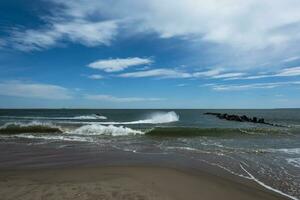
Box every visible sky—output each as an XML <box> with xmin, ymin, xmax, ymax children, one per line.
<box><xmin>0</xmin><ymin>0</ymin><xmax>300</xmax><ymax>108</ymax></box>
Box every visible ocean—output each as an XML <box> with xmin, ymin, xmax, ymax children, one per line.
<box><xmin>0</xmin><ymin>109</ymin><xmax>299</xmax><ymax>199</ymax></box>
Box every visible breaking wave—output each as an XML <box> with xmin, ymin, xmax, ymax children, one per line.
<box><xmin>70</xmin><ymin>124</ymin><xmax>144</xmax><ymax>136</ymax></box>
<box><xmin>0</xmin><ymin>121</ymin><xmax>143</xmax><ymax>136</ymax></box>
<box><xmin>0</xmin><ymin>122</ymin><xmax>62</xmax><ymax>134</ymax></box>
<box><xmin>97</xmin><ymin>111</ymin><xmax>179</xmax><ymax>125</ymax></box>
<box><xmin>0</xmin><ymin>114</ymin><xmax>107</xmax><ymax>120</ymax></box>
<box><xmin>129</xmin><ymin>111</ymin><xmax>179</xmax><ymax>124</ymax></box>
<box><xmin>72</xmin><ymin>115</ymin><xmax>107</xmax><ymax>120</ymax></box>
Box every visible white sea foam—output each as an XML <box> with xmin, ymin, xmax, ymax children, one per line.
<box><xmin>240</xmin><ymin>164</ymin><xmax>299</xmax><ymax>200</ymax></box>
<box><xmin>15</xmin><ymin>134</ymin><xmax>92</xmax><ymax>142</ymax></box>
<box><xmin>268</xmin><ymin>148</ymin><xmax>300</xmax><ymax>155</ymax></box>
<box><xmin>72</xmin><ymin>115</ymin><xmax>107</xmax><ymax>120</ymax></box>
<box><xmin>287</xmin><ymin>158</ymin><xmax>300</xmax><ymax>168</ymax></box>
<box><xmin>95</xmin><ymin>111</ymin><xmax>179</xmax><ymax>125</ymax></box>
<box><xmin>70</xmin><ymin>124</ymin><xmax>144</xmax><ymax>136</ymax></box>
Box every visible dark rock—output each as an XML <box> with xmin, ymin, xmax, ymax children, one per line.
<box><xmin>204</xmin><ymin>112</ymin><xmax>285</xmax><ymax>127</ymax></box>
<box><xmin>241</xmin><ymin>115</ymin><xmax>250</xmax><ymax>122</ymax></box>
<box><xmin>258</xmin><ymin>118</ymin><xmax>265</xmax><ymax>123</ymax></box>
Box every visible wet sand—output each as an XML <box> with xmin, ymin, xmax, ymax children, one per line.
<box><xmin>0</xmin><ymin>166</ymin><xmax>288</xmax><ymax>200</ymax></box>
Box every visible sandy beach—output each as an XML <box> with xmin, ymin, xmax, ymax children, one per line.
<box><xmin>0</xmin><ymin>166</ymin><xmax>288</xmax><ymax>200</ymax></box>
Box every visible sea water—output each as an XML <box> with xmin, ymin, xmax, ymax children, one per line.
<box><xmin>0</xmin><ymin>109</ymin><xmax>299</xmax><ymax>199</ymax></box>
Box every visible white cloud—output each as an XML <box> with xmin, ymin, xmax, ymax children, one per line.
<box><xmin>3</xmin><ymin>0</ymin><xmax>300</xmax><ymax>77</ymax></box>
<box><xmin>177</xmin><ymin>83</ymin><xmax>188</xmax><ymax>87</ymax></box>
<box><xmin>193</xmin><ymin>69</ymin><xmax>221</xmax><ymax>77</ymax></box>
<box><xmin>7</xmin><ymin>0</ymin><xmax>300</xmax><ymax>52</ymax></box>
<box><xmin>119</xmin><ymin>68</ymin><xmax>192</xmax><ymax>78</ymax></box>
<box><xmin>10</xmin><ymin>20</ymin><xmax>117</xmax><ymax>51</ymax></box>
<box><xmin>49</xmin><ymin>0</ymin><xmax>300</xmax><ymax>50</ymax></box>
<box><xmin>212</xmin><ymin>72</ymin><xmax>246</xmax><ymax>79</ymax></box>
<box><xmin>230</xmin><ymin>66</ymin><xmax>300</xmax><ymax>80</ymax></box>
<box><xmin>275</xmin><ymin>66</ymin><xmax>300</xmax><ymax>77</ymax></box>
<box><xmin>211</xmin><ymin>81</ymin><xmax>300</xmax><ymax>91</ymax></box>
<box><xmin>87</xmin><ymin>74</ymin><xmax>103</xmax><ymax>80</ymax></box>
<box><xmin>119</xmin><ymin>67</ymin><xmax>249</xmax><ymax>80</ymax></box>
<box><xmin>282</xmin><ymin>56</ymin><xmax>300</xmax><ymax>63</ymax></box>
<box><xmin>87</xmin><ymin>57</ymin><xmax>152</xmax><ymax>72</ymax></box>
<box><xmin>85</xmin><ymin>94</ymin><xmax>163</xmax><ymax>103</ymax></box>
<box><xmin>0</xmin><ymin>81</ymin><xmax>72</xmax><ymax>99</ymax></box>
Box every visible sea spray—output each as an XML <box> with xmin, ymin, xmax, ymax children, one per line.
<box><xmin>95</xmin><ymin>111</ymin><xmax>179</xmax><ymax>125</ymax></box>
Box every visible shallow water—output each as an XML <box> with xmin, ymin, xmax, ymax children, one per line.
<box><xmin>0</xmin><ymin>109</ymin><xmax>299</xmax><ymax>199</ymax></box>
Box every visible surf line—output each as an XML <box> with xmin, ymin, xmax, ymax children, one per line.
<box><xmin>239</xmin><ymin>163</ymin><xmax>299</xmax><ymax>200</ymax></box>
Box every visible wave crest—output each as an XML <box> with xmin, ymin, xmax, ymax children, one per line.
<box><xmin>133</xmin><ymin>111</ymin><xmax>179</xmax><ymax>124</ymax></box>
<box><xmin>71</xmin><ymin>124</ymin><xmax>144</xmax><ymax>136</ymax></box>
<box><xmin>0</xmin><ymin>122</ymin><xmax>62</xmax><ymax>134</ymax></box>
<box><xmin>97</xmin><ymin>111</ymin><xmax>179</xmax><ymax>125</ymax></box>
<box><xmin>72</xmin><ymin>115</ymin><xmax>107</xmax><ymax>120</ymax></box>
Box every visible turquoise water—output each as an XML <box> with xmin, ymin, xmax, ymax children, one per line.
<box><xmin>0</xmin><ymin>109</ymin><xmax>300</xmax><ymax>199</ymax></box>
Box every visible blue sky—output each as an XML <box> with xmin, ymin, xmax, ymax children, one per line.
<box><xmin>1</xmin><ymin>0</ymin><xmax>300</xmax><ymax>108</ymax></box>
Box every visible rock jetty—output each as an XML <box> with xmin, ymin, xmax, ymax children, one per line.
<box><xmin>204</xmin><ymin>112</ymin><xmax>285</xmax><ymax>127</ymax></box>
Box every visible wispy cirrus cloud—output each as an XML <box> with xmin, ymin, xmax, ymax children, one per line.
<box><xmin>192</xmin><ymin>69</ymin><xmax>221</xmax><ymax>77</ymax></box>
<box><xmin>84</xmin><ymin>94</ymin><xmax>164</xmax><ymax>103</ymax></box>
<box><xmin>119</xmin><ymin>67</ymin><xmax>247</xmax><ymax>80</ymax></box>
<box><xmin>211</xmin><ymin>81</ymin><xmax>300</xmax><ymax>91</ymax></box>
<box><xmin>10</xmin><ymin>20</ymin><xmax>117</xmax><ymax>51</ymax></box>
<box><xmin>228</xmin><ymin>66</ymin><xmax>300</xmax><ymax>80</ymax></box>
<box><xmin>177</xmin><ymin>83</ymin><xmax>188</xmax><ymax>87</ymax></box>
<box><xmin>275</xmin><ymin>66</ymin><xmax>300</xmax><ymax>77</ymax></box>
<box><xmin>282</xmin><ymin>56</ymin><xmax>300</xmax><ymax>63</ymax></box>
<box><xmin>211</xmin><ymin>72</ymin><xmax>246</xmax><ymax>79</ymax></box>
<box><xmin>87</xmin><ymin>57</ymin><xmax>152</xmax><ymax>72</ymax></box>
<box><xmin>119</xmin><ymin>68</ymin><xmax>192</xmax><ymax>78</ymax></box>
<box><xmin>87</xmin><ymin>74</ymin><xmax>104</xmax><ymax>80</ymax></box>
<box><xmin>0</xmin><ymin>38</ymin><xmax>6</xmax><ymax>47</ymax></box>
<box><xmin>0</xmin><ymin>81</ymin><xmax>72</xmax><ymax>99</ymax></box>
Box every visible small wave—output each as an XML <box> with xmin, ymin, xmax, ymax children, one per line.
<box><xmin>145</xmin><ymin>127</ymin><xmax>286</xmax><ymax>137</ymax></box>
<box><xmin>287</xmin><ymin>158</ymin><xmax>300</xmax><ymax>168</ymax></box>
<box><xmin>268</xmin><ymin>148</ymin><xmax>300</xmax><ymax>155</ymax></box>
<box><xmin>0</xmin><ymin>122</ymin><xmax>62</xmax><ymax>134</ymax></box>
<box><xmin>15</xmin><ymin>134</ymin><xmax>92</xmax><ymax>142</ymax></box>
<box><xmin>70</xmin><ymin>124</ymin><xmax>144</xmax><ymax>136</ymax></box>
<box><xmin>146</xmin><ymin>127</ymin><xmax>242</xmax><ymax>137</ymax></box>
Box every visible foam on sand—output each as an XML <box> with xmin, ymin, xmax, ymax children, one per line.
<box><xmin>286</xmin><ymin>158</ymin><xmax>300</xmax><ymax>168</ymax></box>
<box><xmin>240</xmin><ymin>164</ymin><xmax>299</xmax><ymax>200</ymax></box>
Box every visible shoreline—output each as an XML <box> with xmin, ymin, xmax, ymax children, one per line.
<box><xmin>0</xmin><ymin>165</ymin><xmax>291</xmax><ymax>200</ymax></box>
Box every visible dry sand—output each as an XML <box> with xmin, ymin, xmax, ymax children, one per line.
<box><xmin>0</xmin><ymin>166</ymin><xmax>288</xmax><ymax>200</ymax></box>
